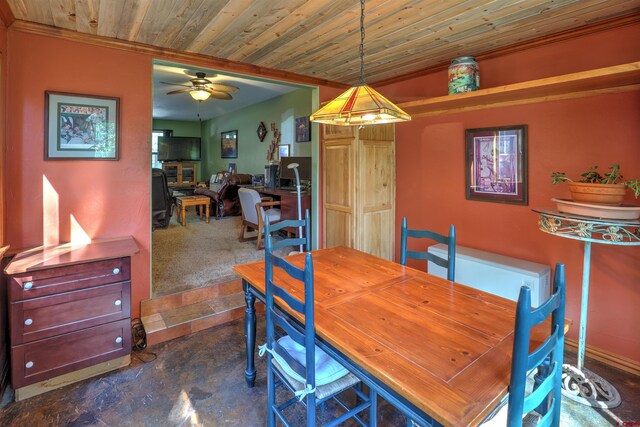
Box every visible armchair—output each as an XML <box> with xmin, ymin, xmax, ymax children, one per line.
<box><xmin>194</xmin><ymin>173</ymin><xmax>252</xmax><ymax>219</ymax></box>
<box><xmin>152</xmin><ymin>168</ymin><xmax>174</xmax><ymax>229</ymax></box>
<box><xmin>238</xmin><ymin>188</ymin><xmax>281</xmax><ymax>249</ymax></box>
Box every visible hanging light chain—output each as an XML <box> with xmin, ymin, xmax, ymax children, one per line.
<box><xmin>359</xmin><ymin>0</ymin><xmax>366</xmax><ymax>85</ymax></box>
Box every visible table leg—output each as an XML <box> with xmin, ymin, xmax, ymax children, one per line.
<box><xmin>181</xmin><ymin>205</ymin><xmax>186</xmax><ymax>226</ymax></box>
<box><xmin>561</xmin><ymin>241</ymin><xmax>621</xmax><ymax>408</ymax></box>
<box><xmin>205</xmin><ymin>203</ymin><xmax>210</xmax><ymax>224</ymax></box>
<box><xmin>243</xmin><ymin>279</ymin><xmax>257</xmax><ymax>388</ymax></box>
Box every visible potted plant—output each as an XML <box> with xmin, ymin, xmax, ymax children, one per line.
<box><xmin>551</xmin><ymin>164</ymin><xmax>640</xmax><ymax>205</ymax></box>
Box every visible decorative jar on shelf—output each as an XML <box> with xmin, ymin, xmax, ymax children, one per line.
<box><xmin>448</xmin><ymin>56</ymin><xmax>480</xmax><ymax>94</ymax></box>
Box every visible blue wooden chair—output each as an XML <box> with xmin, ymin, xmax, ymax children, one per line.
<box><xmin>261</xmin><ymin>222</ymin><xmax>376</xmax><ymax>427</ymax></box>
<box><xmin>482</xmin><ymin>263</ymin><xmax>566</xmax><ymax>426</ymax></box>
<box><xmin>400</xmin><ymin>217</ymin><xmax>456</xmax><ymax>281</ymax></box>
<box><xmin>266</xmin><ymin>209</ymin><xmax>311</xmax><ymax>254</ymax></box>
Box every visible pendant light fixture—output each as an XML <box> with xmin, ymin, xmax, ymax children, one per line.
<box><xmin>310</xmin><ymin>0</ymin><xmax>410</xmax><ymax>126</ymax></box>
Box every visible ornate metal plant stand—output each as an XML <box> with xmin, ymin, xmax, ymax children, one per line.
<box><xmin>533</xmin><ymin>208</ymin><xmax>640</xmax><ymax>408</ymax></box>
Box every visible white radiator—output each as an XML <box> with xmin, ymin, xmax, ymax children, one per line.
<box><xmin>427</xmin><ymin>244</ymin><xmax>551</xmax><ymax>307</ymax></box>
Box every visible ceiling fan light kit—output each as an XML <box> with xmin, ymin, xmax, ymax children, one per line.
<box><xmin>189</xmin><ymin>88</ymin><xmax>211</xmax><ymax>101</ymax></box>
<box><xmin>310</xmin><ymin>0</ymin><xmax>410</xmax><ymax>126</ymax></box>
<box><xmin>163</xmin><ymin>72</ymin><xmax>239</xmax><ymax>102</ymax></box>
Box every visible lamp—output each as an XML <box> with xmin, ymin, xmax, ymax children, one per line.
<box><xmin>189</xmin><ymin>88</ymin><xmax>211</xmax><ymax>101</ymax></box>
<box><xmin>310</xmin><ymin>0</ymin><xmax>410</xmax><ymax>126</ymax></box>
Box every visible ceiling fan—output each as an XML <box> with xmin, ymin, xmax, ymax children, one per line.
<box><xmin>161</xmin><ymin>72</ymin><xmax>239</xmax><ymax>101</ymax></box>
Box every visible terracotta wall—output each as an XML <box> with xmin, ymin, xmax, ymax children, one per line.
<box><xmin>0</xmin><ymin>19</ymin><xmax>6</xmax><ymax>246</ymax></box>
<box><xmin>5</xmin><ymin>30</ymin><xmax>152</xmax><ymax>316</ymax></box>
<box><xmin>380</xmin><ymin>24</ymin><xmax>640</xmax><ymax>362</ymax></box>
<box><xmin>4</xmin><ymin>29</ymin><xmax>338</xmax><ymax>318</ymax></box>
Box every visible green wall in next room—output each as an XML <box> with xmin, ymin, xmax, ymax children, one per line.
<box><xmin>200</xmin><ymin>87</ymin><xmax>314</xmax><ymax>181</ymax></box>
<box><xmin>152</xmin><ymin>119</ymin><xmax>201</xmax><ymax>137</ymax></box>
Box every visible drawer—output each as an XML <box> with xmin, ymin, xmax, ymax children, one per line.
<box><xmin>11</xmin><ymin>282</ymin><xmax>131</xmax><ymax>345</ymax></box>
<box><xmin>11</xmin><ymin>318</ymin><xmax>131</xmax><ymax>389</ymax></box>
<box><xmin>9</xmin><ymin>258</ymin><xmax>130</xmax><ymax>302</ymax></box>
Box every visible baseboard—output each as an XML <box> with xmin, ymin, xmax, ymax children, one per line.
<box><xmin>565</xmin><ymin>338</ymin><xmax>640</xmax><ymax>376</ymax></box>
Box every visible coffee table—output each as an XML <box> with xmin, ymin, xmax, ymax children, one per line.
<box><xmin>176</xmin><ymin>196</ymin><xmax>210</xmax><ymax>226</ymax></box>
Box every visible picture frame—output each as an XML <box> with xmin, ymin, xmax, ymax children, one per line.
<box><xmin>221</xmin><ymin>130</ymin><xmax>238</xmax><ymax>158</ymax></box>
<box><xmin>228</xmin><ymin>163</ymin><xmax>236</xmax><ymax>174</ymax></box>
<box><xmin>44</xmin><ymin>91</ymin><xmax>119</xmax><ymax>160</ymax></box>
<box><xmin>278</xmin><ymin>144</ymin><xmax>290</xmax><ymax>158</ymax></box>
<box><xmin>295</xmin><ymin>116</ymin><xmax>311</xmax><ymax>142</ymax></box>
<box><xmin>465</xmin><ymin>125</ymin><xmax>528</xmax><ymax>205</ymax></box>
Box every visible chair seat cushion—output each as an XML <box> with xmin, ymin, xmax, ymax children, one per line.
<box><xmin>272</xmin><ymin>357</ymin><xmax>360</xmax><ymax>400</ymax></box>
<box><xmin>265</xmin><ymin>208</ymin><xmax>281</xmax><ymax>222</ymax></box>
<box><xmin>273</xmin><ymin>335</ymin><xmax>349</xmax><ymax>387</ymax></box>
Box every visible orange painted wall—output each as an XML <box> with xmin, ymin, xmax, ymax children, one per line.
<box><xmin>0</xmin><ymin>19</ymin><xmax>6</xmax><ymax>246</ymax></box>
<box><xmin>6</xmin><ymin>30</ymin><xmax>152</xmax><ymax>316</ymax></box>
<box><xmin>381</xmin><ymin>24</ymin><xmax>640</xmax><ymax>362</ymax></box>
<box><xmin>4</xmin><ymin>29</ymin><xmax>339</xmax><ymax>318</ymax></box>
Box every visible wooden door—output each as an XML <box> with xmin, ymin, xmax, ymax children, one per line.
<box><xmin>323</xmin><ymin>125</ymin><xmax>355</xmax><ymax>248</ymax></box>
<box><xmin>357</xmin><ymin>125</ymin><xmax>395</xmax><ymax>260</ymax></box>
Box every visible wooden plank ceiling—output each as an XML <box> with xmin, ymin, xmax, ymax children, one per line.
<box><xmin>6</xmin><ymin>0</ymin><xmax>640</xmax><ymax>85</ymax></box>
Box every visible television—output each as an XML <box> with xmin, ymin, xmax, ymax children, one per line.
<box><xmin>158</xmin><ymin>136</ymin><xmax>201</xmax><ymax>162</ymax></box>
<box><xmin>280</xmin><ymin>157</ymin><xmax>311</xmax><ymax>181</ymax></box>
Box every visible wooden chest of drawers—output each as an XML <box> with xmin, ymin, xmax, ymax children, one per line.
<box><xmin>3</xmin><ymin>237</ymin><xmax>138</xmax><ymax>398</ymax></box>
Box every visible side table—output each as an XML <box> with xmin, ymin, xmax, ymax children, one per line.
<box><xmin>176</xmin><ymin>196</ymin><xmax>210</xmax><ymax>226</ymax></box>
<box><xmin>533</xmin><ymin>208</ymin><xmax>640</xmax><ymax>408</ymax></box>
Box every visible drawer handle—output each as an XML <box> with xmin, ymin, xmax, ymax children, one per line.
<box><xmin>113</xmin><ymin>268</ymin><xmax>120</xmax><ymax>275</ymax></box>
<box><xmin>24</xmin><ymin>281</ymin><xmax>33</xmax><ymax>290</ymax></box>
<box><xmin>115</xmin><ymin>336</ymin><xmax>123</xmax><ymax>344</ymax></box>
<box><xmin>25</xmin><ymin>361</ymin><xmax>34</xmax><ymax>369</ymax></box>
<box><xmin>114</xmin><ymin>299</ymin><xmax>122</xmax><ymax>306</ymax></box>
<box><xmin>24</xmin><ymin>318</ymin><xmax>33</xmax><ymax>326</ymax></box>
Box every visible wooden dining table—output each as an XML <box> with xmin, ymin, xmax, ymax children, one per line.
<box><xmin>233</xmin><ymin>246</ymin><xmax>549</xmax><ymax>426</ymax></box>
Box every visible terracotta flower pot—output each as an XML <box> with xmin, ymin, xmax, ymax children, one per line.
<box><xmin>568</xmin><ymin>182</ymin><xmax>626</xmax><ymax>206</ymax></box>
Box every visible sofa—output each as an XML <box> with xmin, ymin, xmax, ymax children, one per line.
<box><xmin>194</xmin><ymin>173</ymin><xmax>253</xmax><ymax>219</ymax></box>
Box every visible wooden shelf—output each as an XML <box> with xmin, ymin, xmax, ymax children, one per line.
<box><xmin>398</xmin><ymin>61</ymin><xmax>640</xmax><ymax>118</ymax></box>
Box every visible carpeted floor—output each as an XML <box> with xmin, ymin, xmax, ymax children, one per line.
<box><xmin>152</xmin><ymin>210</ymin><xmax>279</xmax><ymax>297</ymax></box>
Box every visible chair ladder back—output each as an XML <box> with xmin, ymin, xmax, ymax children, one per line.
<box><xmin>400</xmin><ymin>218</ymin><xmax>456</xmax><ymax>281</ymax></box>
<box><xmin>265</xmin><ymin>231</ymin><xmax>317</xmax><ymax>389</ymax></box>
<box><xmin>507</xmin><ymin>263</ymin><xmax>565</xmax><ymax>427</ymax></box>
<box><xmin>268</xmin><ymin>210</ymin><xmax>311</xmax><ymax>252</ymax></box>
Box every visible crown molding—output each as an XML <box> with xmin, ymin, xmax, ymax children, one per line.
<box><xmin>9</xmin><ymin>20</ymin><xmax>348</xmax><ymax>90</ymax></box>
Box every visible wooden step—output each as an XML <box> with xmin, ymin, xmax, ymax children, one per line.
<box><xmin>140</xmin><ymin>280</ymin><xmax>248</xmax><ymax>346</ymax></box>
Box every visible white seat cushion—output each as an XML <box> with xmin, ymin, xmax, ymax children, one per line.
<box><xmin>265</xmin><ymin>208</ymin><xmax>281</xmax><ymax>223</ymax></box>
<box><xmin>272</xmin><ymin>335</ymin><xmax>349</xmax><ymax>386</ymax></box>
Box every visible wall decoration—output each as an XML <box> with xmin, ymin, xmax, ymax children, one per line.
<box><xmin>45</xmin><ymin>91</ymin><xmax>119</xmax><ymax>160</ymax></box>
<box><xmin>295</xmin><ymin>116</ymin><xmax>311</xmax><ymax>142</ymax></box>
<box><xmin>221</xmin><ymin>130</ymin><xmax>238</xmax><ymax>158</ymax></box>
<box><xmin>278</xmin><ymin>144</ymin><xmax>290</xmax><ymax>158</ymax></box>
<box><xmin>465</xmin><ymin>125</ymin><xmax>528</xmax><ymax>205</ymax></box>
<box><xmin>266</xmin><ymin>123</ymin><xmax>281</xmax><ymax>162</ymax></box>
<box><xmin>257</xmin><ymin>121</ymin><xmax>267</xmax><ymax>142</ymax></box>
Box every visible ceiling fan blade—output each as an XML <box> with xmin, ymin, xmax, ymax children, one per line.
<box><xmin>166</xmin><ymin>89</ymin><xmax>191</xmax><ymax>95</ymax></box>
<box><xmin>161</xmin><ymin>82</ymin><xmax>191</xmax><ymax>88</ymax></box>
<box><xmin>209</xmin><ymin>83</ymin><xmax>239</xmax><ymax>93</ymax></box>
<box><xmin>209</xmin><ymin>91</ymin><xmax>233</xmax><ymax>100</ymax></box>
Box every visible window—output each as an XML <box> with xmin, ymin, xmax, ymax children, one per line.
<box><xmin>151</xmin><ymin>129</ymin><xmax>172</xmax><ymax>169</ymax></box>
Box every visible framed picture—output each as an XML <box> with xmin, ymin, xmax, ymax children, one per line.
<box><xmin>228</xmin><ymin>163</ymin><xmax>236</xmax><ymax>174</ymax></box>
<box><xmin>221</xmin><ymin>130</ymin><xmax>238</xmax><ymax>158</ymax></box>
<box><xmin>295</xmin><ymin>116</ymin><xmax>311</xmax><ymax>142</ymax></box>
<box><xmin>45</xmin><ymin>91</ymin><xmax>119</xmax><ymax>160</ymax></box>
<box><xmin>465</xmin><ymin>125</ymin><xmax>528</xmax><ymax>205</ymax></box>
<box><xmin>278</xmin><ymin>144</ymin><xmax>290</xmax><ymax>158</ymax></box>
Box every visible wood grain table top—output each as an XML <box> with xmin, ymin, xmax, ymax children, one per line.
<box><xmin>233</xmin><ymin>246</ymin><xmax>547</xmax><ymax>426</ymax></box>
